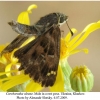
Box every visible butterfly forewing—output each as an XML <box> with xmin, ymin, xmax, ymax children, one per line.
<box><xmin>1</xmin><ymin>12</ymin><xmax>67</xmax><ymax>54</ymax></box>
<box><xmin>1</xmin><ymin>35</ymin><xmax>28</xmax><ymax>54</ymax></box>
<box><xmin>14</xmin><ymin>25</ymin><xmax>61</xmax><ymax>87</ymax></box>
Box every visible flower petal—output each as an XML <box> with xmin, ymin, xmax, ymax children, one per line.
<box><xmin>64</xmin><ymin>33</ymin><xmax>71</xmax><ymax>42</ymax></box>
<box><xmin>0</xmin><ymin>55</ymin><xmax>7</xmax><ymax>64</ymax></box>
<box><xmin>17</xmin><ymin>4</ymin><xmax>37</xmax><ymax>25</ymax></box>
<box><xmin>49</xmin><ymin>66</ymin><xmax>65</xmax><ymax>92</ymax></box>
<box><xmin>0</xmin><ymin>44</ymin><xmax>8</xmax><ymax>52</ymax></box>
<box><xmin>5</xmin><ymin>63</ymin><xmax>13</xmax><ymax>77</ymax></box>
<box><xmin>1</xmin><ymin>74</ymin><xmax>30</xmax><ymax>91</ymax></box>
<box><xmin>69</xmin><ymin>48</ymin><xmax>89</xmax><ymax>56</ymax></box>
<box><xmin>27</xmin><ymin>4</ymin><xmax>37</xmax><ymax>13</ymax></box>
<box><xmin>17</xmin><ymin>12</ymin><xmax>30</xmax><ymax>25</ymax></box>
<box><xmin>25</xmin><ymin>80</ymin><xmax>43</xmax><ymax>92</ymax></box>
<box><xmin>0</xmin><ymin>70</ymin><xmax>18</xmax><ymax>76</ymax></box>
<box><xmin>20</xmin><ymin>36</ymin><xmax>35</xmax><ymax>48</ymax></box>
<box><xmin>69</xmin><ymin>32</ymin><xmax>83</xmax><ymax>49</ymax></box>
<box><xmin>70</xmin><ymin>22</ymin><xmax>100</xmax><ymax>51</ymax></box>
<box><xmin>81</xmin><ymin>23</ymin><xmax>95</xmax><ymax>33</ymax></box>
<box><xmin>64</xmin><ymin>28</ymin><xmax>77</xmax><ymax>42</ymax></box>
<box><xmin>10</xmin><ymin>50</ymin><xmax>18</xmax><ymax>63</ymax></box>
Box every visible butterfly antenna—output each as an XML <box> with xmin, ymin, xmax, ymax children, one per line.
<box><xmin>66</xmin><ymin>21</ymin><xmax>74</xmax><ymax>36</ymax></box>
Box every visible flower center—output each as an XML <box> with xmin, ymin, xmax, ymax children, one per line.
<box><xmin>60</xmin><ymin>38</ymin><xmax>69</xmax><ymax>59</ymax></box>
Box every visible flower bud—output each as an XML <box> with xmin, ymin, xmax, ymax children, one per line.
<box><xmin>70</xmin><ymin>65</ymin><xmax>94</xmax><ymax>92</ymax></box>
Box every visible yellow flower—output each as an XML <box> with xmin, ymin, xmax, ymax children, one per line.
<box><xmin>0</xmin><ymin>45</ymin><xmax>19</xmax><ymax>76</ymax></box>
<box><xmin>0</xmin><ymin>44</ymin><xmax>19</xmax><ymax>91</ymax></box>
<box><xmin>0</xmin><ymin>44</ymin><xmax>18</xmax><ymax>74</ymax></box>
<box><xmin>60</xmin><ymin>20</ymin><xmax>100</xmax><ymax>60</ymax></box>
<box><xmin>70</xmin><ymin>65</ymin><xmax>94</xmax><ymax>92</ymax></box>
<box><xmin>60</xmin><ymin>21</ymin><xmax>100</xmax><ymax>91</ymax></box>
<box><xmin>60</xmin><ymin>29</ymin><xmax>87</xmax><ymax>60</ymax></box>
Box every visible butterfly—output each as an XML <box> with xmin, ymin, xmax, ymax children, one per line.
<box><xmin>14</xmin><ymin>24</ymin><xmax>61</xmax><ymax>87</ymax></box>
<box><xmin>14</xmin><ymin>17</ymin><xmax>73</xmax><ymax>87</ymax></box>
<box><xmin>1</xmin><ymin>12</ymin><xmax>73</xmax><ymax>87</ymax></box>
<box><xmin>1</xmin><ymin>12</ymin><xmax>68</xmax><ymax>54</ymax></box>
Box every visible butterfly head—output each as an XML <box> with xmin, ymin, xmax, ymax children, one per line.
<box><xmin>56</xmin><ymin>12</ymin><xmax>68</xmax><ymax>26</ymax></box>
<box><xmin>56</xmin><ymin>13</ymin><xmax>74</xmax><ymax>36</ymax></box>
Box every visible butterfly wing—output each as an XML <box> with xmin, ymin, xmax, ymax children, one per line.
<box><xmin>1</xmin><ymin>20</ymin><xmax>40</xmax><ymax>54</ymax></box>
<box><xmin>14</xmin><ymin>25</ymin><xmax>61</xmax><ymax>87</ymax></box>
<box><xmin>1</xmin><ymin>35</ymin><xmax>29</xmax><ymax>54</ymax></box>
<box><xmin>8</xmin><ymin>13</ymin><xmax>67</xmax><ymax>36</ymax></box>
<box><xmin>2</xmin><ymin>12</ymin><xmax>67</xmax><ymax>54</ymax></box>
<box><xmin>8</xmin><ymin>21</ymin><xmax>40</xmax><ymax>36</ymax></box>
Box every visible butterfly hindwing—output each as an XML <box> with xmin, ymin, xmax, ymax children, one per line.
<box><xmin>14</xmin><ymin>25</ymin><xmax>61</xmax><ymax>87</ymax></box>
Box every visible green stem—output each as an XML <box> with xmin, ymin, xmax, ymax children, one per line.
<box><xmin>60</xmin><ymin>58</ymin><xmax>74</xmax><ymax>92</ymax></box>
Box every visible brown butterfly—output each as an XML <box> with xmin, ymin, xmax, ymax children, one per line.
<box><xmin>14</xmin><ymin>21</ymin><xmax>73</xmax><ymax>87</ymax></box>
<box><xmin>1</xmin><ymin>12</ymin><xmax>73</xmax><ymax>87</ymax></box>
<box><xmin>14</xmin><ymin>25</ymin><xmax>61</xmax><ymax>87</ymax></box>
<box><xmin>1</xmin><ymin>13</ymin><xmax>68</xmax><ymax>54</ymax></box>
